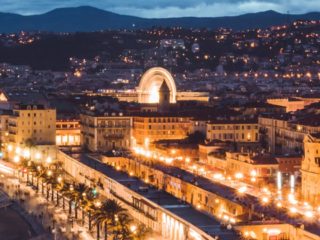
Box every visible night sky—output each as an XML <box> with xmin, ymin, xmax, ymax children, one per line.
<box><xmin>1</xmin><ymin>0</ymin><xmax>319</xmax><ymax>18</ymax></box>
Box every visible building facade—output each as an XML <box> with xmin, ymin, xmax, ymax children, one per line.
<box><xmin>8</xmin><ymin>104</ymin><xmax>56</xmax><ymax>146</ymax></box>
<box><xmin>56</xmin><ymin>120</ymin><xmax>80</xmax><ymax>146</ymax></box>
<box><xmin>225</xmin><ymin>152</ymin><xmax>279</xmax><ymax>180</ymax></box>
<box><xmin>80</xmin><ymin>112</ymin><xmax>132</xmax><ymax>152</ymax></box>
<box><xmin>301</xmin><ymin>134</ymin><xmax>320</xmax><ymax>206</ymax></box>
<box><xmin>206</xmin><ymin>120</ymin><xmax>259</xmax><ymax>143</ymax></box>
<box><xmin>132</xmin><ymin>114</ymin><xmax>191</xmax><ymax>145</ymax></box>
<box><xmin>259</xmin><ymin>114</ymin><xmax>320</xmax><ymax>154</ymax></box>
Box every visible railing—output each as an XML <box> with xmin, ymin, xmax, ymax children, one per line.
<box><xmin>110</xmin><ymin>189</ymin><xmax>158</xmax><ymax>221</ymax></box>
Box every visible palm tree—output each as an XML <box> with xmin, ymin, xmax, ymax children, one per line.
<box><xmin>73</xmin><ymin>183</ymin><xmax>90</xmax><ymax>219</ymax></box>
<box><xmin>61</xmin><ymin>183</ymin><xmax>76</xmax><ymax>215</ymax></box>
<box><xmin>24</xmin><ymin>138</ymin><xmax>35</xmax><ymax>161</ymax></box>
<box><xmin>113</xmin><ymin>213</ymin><xmax>132</xmax><ymax>240</ymax></box>
<box><xmin>132</xmin><ymin>224</ymin><xmax>150</xmax><ymax>240</ymax></box>
<box><xmin>92</xmin><ymin>199</ymin><xmax>128</xmax><ymax>240</ymax></box>
<box><xmin>79</xmin><ymin>187</ymin><xmax>96</xmax><ymax>227</ymax></box>
<box><xmin>59</xmin><ymin>182</ymin><xmax>73</xmax><ymax>211</ymax></box>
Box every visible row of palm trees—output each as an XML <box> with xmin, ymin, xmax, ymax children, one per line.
<box><xmin>18</xmin><ymin>159</ymin><xmax>149</xmax><ymax>240</ymax></box>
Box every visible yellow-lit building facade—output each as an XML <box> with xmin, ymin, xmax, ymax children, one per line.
<box><xmin>6</xmin><ymin>104</ymin><xmax>56</xmax><ymax>161</ymax></box>
<box><xmin>301</xmin><ymin>134</ymin><xmax>320</xmax><ymax>206</ymax></box>
<box><xmin>0</xmin><ymin>110</ymin><xmax>10</xmax><ymax>149</ymax></box>
<box><xmin>206</xmin><ymin>120</ymin><xmax>259</xmax><ymax>143</ymax></box>
<box><xmin>225</xmin><ymin>152</ymin><xmax>279</xmax><ymax>180</ymax></box>
<box><xmin>133</xmin><ymin>115</ymin><xmax>191</xmax><ymax>145</ymax></box>
<box><xmin>8</xmin><ymin>104</ymin><xmax>56</xmax><ymax>146</ymax></box>
<box><xmin>80</xmin><ymin>113</ymin><xmax>132</xmax><ymax>152</ymax></box>
<box><xmin>56</xmin><ymin>120</ymin><xmax>80</xmax><ymax>146</ymax></box>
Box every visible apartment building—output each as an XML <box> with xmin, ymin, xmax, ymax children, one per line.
<box><xmin>80</xmin><ymin>111</ymin><xmax>132</xmax><ymax>152</ymax></box>
<box><xmin>132</xmin><ymin>113</ymin><xmax>191</xmax><ymax>145</ymax></box>
<box><xmin>206</xmin><ymin>120</ymin><xmax>259</xmax><ymax>143</ymax></box>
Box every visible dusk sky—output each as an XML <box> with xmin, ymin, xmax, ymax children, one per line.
<box><xmin>1</xmin><ymin>0</ymin><xmax>320</xmax><ymax>18</ymax></box>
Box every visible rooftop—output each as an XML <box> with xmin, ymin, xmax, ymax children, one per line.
<box><xmin>69</xmin><ymin>153</ymin><xmax>240</xmax><ymax>240</ymax></box>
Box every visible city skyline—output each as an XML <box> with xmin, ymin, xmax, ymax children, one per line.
<box><xmin>1</xmin><ymin>0</ymin><xmax>320</xmax><ymax>18</ymax></box>
<box><xmin>0</xmin><ymin>1</ymin><xmax>320</xmax><ymax>239</ymax></box>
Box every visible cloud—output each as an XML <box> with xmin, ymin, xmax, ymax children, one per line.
<box><xmin>0</xmin><ymin>0</ymin><xmax>319</xmax><ymax>17</ymax></box>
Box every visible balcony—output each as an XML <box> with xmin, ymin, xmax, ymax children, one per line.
<box><xmin>8</xmin><ymin>130</ymin><xmax>16</xmax><ymax>135</ymax></box>
<box><xmin>8</xmin><ymin>122</ymin><xmax>17</xmax><ymax>127</ymax></box>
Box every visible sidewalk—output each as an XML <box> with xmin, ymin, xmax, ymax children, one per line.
<box><xmin>0</xmin><ymin>174</ymin><xmax>96</xmax><ymax>240</ymax></box>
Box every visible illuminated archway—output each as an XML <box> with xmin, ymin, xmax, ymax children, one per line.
<box><xmin>137</xmin><ymin>67</ymin><xmax>176</xmax><ymax>104</ymax></box>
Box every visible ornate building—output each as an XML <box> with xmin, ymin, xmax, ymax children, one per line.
<box><xmin>80</xmin><ymin>111</ymin><xmax>132</xmax><ymax>152</ymax></box>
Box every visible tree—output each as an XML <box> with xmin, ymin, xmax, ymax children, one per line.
<box><xmin>92</xmin><ymin>199</ymin><xmax>128</xmax><ymax>240</ymax></box>
<box><xmin>24</xmin><ymin>138</ymin><xmax>36</xmax><ymax>160</ymax></box>
<box><xmin>73</xmin><ymin>183</ymin><xmax>90</xmax><ymax>219</ymax></box>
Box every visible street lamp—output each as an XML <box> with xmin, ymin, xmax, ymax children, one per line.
<box><xmin>57</xmin><ymin>176</ymin><xmax>63</xmax><ymax>183</ymax></box>
<box><xmin>130</xmin><ymin>224</ymin><xmax>137</xmax><ymax>234</ymax></box>
<box><xmin>15</xmin><ymin>147</ymin><xmax>21</xmax><ymax>155</ymax></box>
<box><xmin>7</xmin><ymin>145</ymin><xmax>13</xmax><ymax>152</ymax></box>
<box><xmin>46</xmin><ymin>156</ymin><xmax>52</xmax><ymax>164</ymax></box>
<box><xmin>35</xmin><ymin>152</ymin><xmax>41</xmax><ymax>161</ymax></box>
<box><xmin>23</xmin><ymin>149</ymin><xmax>30</xmax><ymax>158</ymax></box>
<box><xmin>94</xmin><ymin>200</ymin><xmax>101</xmax><ymax>208</ymax></box>
<box><xmin>13</xmin><ymin>155</ymin><xmax>20</xmax><ymax>163</ymax></box>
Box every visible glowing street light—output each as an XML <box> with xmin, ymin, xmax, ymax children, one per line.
<box><xmin>289</xmin><ymin>207</ymin><xmax>297</xmax><ymax>214</ymax></box>
<box><xmin>15</xmin><ymin>147</ymin><xmax>21</xmax><ymax>155</ymax></box>
<box><xmin>46</xmin><ymin>156</ymin><xmax>52</xmax><ymax>164</ymax></box>
<box><xmin>95</xmin><ymin>200</ymin><xmax>101</xmax><ymax>208</ymax></box>
<box><xmin>235</xmin><ymin>172</ymin><xmax>244</xmax><ymax>179</ymax></box>
<box><xmin>35</xmin><ymin>152</ymin><xmax>41</xmax><ymax>160</ymax></box>
<box><xmin>13</xmin><ymin>155</ymin><xmax>20</xmax><ymax>163</ymax></box>
<box><xmin>130</xmin><ymin>225</ymin><xmax>137</xmax><ymax>234</ymax></box>
<box><xmin>238</xmin><ymin>186</ymin><xmax>247</xmax><ymax>194</ymax></box>
<box><xmin>7</xmin><ymin>145</ymin><xmax>13</xmax><ymax>152</ymax></box>
<box><xmin>250</xmin><ymin>170</ymin><xmax>257</xmax><ymax>177</ymax></box>
<box><xmin>261</xmin><ymin>196</ymin><xmax>269</xmax><ymax>204</ymax></box>
<box><xmin>23</xmin><ymin>149</ymin><xmax>30</xmax><ymax>158</ymax></box>
<box><xmin>57</xmin><ymin>176</ymin><xmax>63</xmax><ymax>183</ymax></box>
<box><xmin>305</xmin><ymin>211</ymin><xmax>314</xmax><ymax>219</ymax></box>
